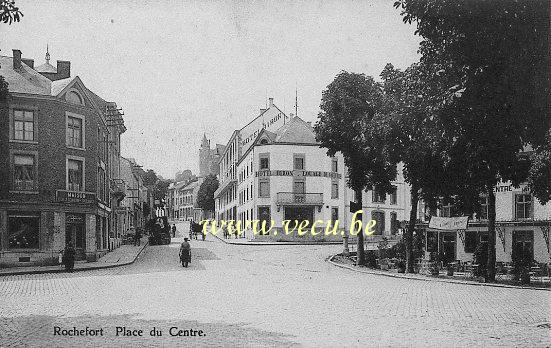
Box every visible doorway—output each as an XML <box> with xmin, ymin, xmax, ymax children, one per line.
<box><xmin>439</xmin><ymin>232</ymin><xmax>456</xmax><ymax>264</ymax></box>
<box><xmin>66</xmin><ymin>214</ymin><xmax>86</xmax><ymax>260</ymax></box>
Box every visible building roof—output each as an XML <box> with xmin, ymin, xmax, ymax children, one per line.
<box><xmin>274</xmin><ymin>116</ymin><xmax>317</xmax><ymax>144</ymax></box>
<box><xmin>0</xmin><ymin>55</ymin><xmax>52</xmax><ymax>95</ymax></box>
<box><xmin>34</xmin><ymin>61</ymin><xmax>57</xmax><ymax>73</ymax></box>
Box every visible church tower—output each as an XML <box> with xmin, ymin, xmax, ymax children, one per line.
<box><xmin>199</xmin><ymin>133</ymin><xmax>212</xmax><ymax>177</ymax></box>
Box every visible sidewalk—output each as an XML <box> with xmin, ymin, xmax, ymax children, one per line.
<box><xmin>327</xmin><ymin>254</ymin><xmax>551</xmax><ymax>291</ymax></box>
<box><xmin>0</xmin><ymin>237</ymin><xmax>148</xmax><ymax>276</ymax></box>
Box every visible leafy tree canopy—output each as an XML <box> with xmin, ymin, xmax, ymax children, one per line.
<box><xmin>1</xmin><ymin>0</ymin><xmax>22</xmax><ymax>24</ymax></box>
<box><xmin>196</xmin><ymin>175</ymin><xmax>219</xmax><ymax>212</ymax></box>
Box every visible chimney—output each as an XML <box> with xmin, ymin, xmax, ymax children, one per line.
<box><xmin>289</xmin><ymin>113</ymin><xmax>295</xmax><ymax>118</ymax></box>
<box><xmin>12</xmin><ymin>49</ymin><xmax>22</xmax><ymax>69</ymax></box>
<box><xmin>21</xmin><ymin>58</ymin><xmax>34</xmax><ymax>69</ymax></box>
<box><xmin>56</xmin><ymin>60</ymin><xmax>71</xmax><ymax>79</ymax></box>
<box><xmin>268</xmin><ymin>97</ymin><xmax>274</xmax><ymax>107</ymax></box>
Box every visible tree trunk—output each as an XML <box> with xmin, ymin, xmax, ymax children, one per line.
<box><xmin>406</xmin><ymin>185</ymin><xmax>418</xmax><ymax>273</ymax></box>
<box><xmin>485</xmin><ymin>187</ymin><xmax>496</xmax><ymax>282</ymax></box>
<box><xmin>355</xmin><ymin>188</ymin><xmax>366</xmax><ymax>266</ymax></box>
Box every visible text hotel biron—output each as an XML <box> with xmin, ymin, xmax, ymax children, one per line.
<box><xmin>0</xmin><ymin>49</ymin><xmax>125</xmax><ymax>266</ymax></box>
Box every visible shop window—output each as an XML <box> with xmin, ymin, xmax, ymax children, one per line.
<box><xmin>371</xmin><ymin>211</ymin><xmax>385</xmax><ymax>235</ymax></box>
<box><xmin>8</xmin><ymin>214</ymin><xmax>40</xmax><ymax>249</ymax></box>
<box><xmin>426</xmin><ymin>231</ymin><xmax>438</xmax><ymax>252</ymax></box>
<box><xmin>390</xmin><ymin>186</ymin><xmax>397</xmax><ymax>205</ymax></box>
<box><xmin>258</xmin><ymin>206</ymin><xmax>271</xmax><ymax>235</ymax></box>
<box><xmin>13</xmin><ymin>154</ymin><xmax>36</xmax><ymax>191</ymax></box>
<box><xmin>515</xmin><ymin>194</ymin><xmax>532</xmax><ymax>220</ymax></box>
<box><xmin>67</xmin><ymin>158</ymin><xmax>84</xmax><ymax>191</ymax></box>
<box><xmin>331</xmin><ymin>180</ymin><xmax>339</xmax><ymax>199</ymax></box>
<box><xmin>512</xmin><ymin>230</ymin><xmax>534</xmax><ymax>263</ymax></box>
<box><xmin>13</xmin><ymin>110</ymin><xmax>35</xmax><ymax>141</ymax></box>
<box><xmin>372</xmin><ymin>187</ymin><xmax>385</xmax><ymax>203</ymax></box>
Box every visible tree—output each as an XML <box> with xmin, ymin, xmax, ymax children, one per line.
<box><xmin>528</xmin><ymin>136</ymin><xmax>551</xmax><ymax>204</ymax></box>
<box><xmin>381</xmin><ymin>62</ymin><xmax>453</xmax><ymax>273</ymax></box>
<box><xmin>1</xmin><ymin>0</ymin><xmax>22</xmax><ymax>24</ymax></box>
<box><xmin>142</xmin><ymin>169</ymin><xmax>158</xmax><ymax>187</ymax></box>
<box><xmin>314</xmin><ymin>71</ymin><xmax>396</xmax><ymax>266</ymax></box>
<box><xmin>196</xmin><ymin>175</ymin><xmax>219</xmax><ymax>213</ymax></box>
<box><xmin>153</xmin><ymin>180</ymin><xmax>171</xmax><ymax>201</ymax></box>
<box><xmin>395</xmin><ymin>0</ymin><xmax>551</xmax><ymax>282</ymax></box>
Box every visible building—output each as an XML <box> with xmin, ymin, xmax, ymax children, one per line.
<box><xmin>0</xmin><ymin>49</ymin><xmax>125</xmax><ymax>266</ymax></box>
<box><xmin>214</xmin><ymin>98</ymin><xmax>289</xmax><ymax>222</ymax></box>
<box><xmin>421</xmin><ymin>181</ymin><xmax>551</xmax><ymax>264</ymax></box>
<box><xmin>199</xmin><ymin>134</ymin><xmax>225</xmax><ymax>177</ymax></box>
<box><xmin>236</xmin><ymin>116</ymin><xmax>346</xmax><ymax>241</ymax></box>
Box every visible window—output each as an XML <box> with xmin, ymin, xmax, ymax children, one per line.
<box><xmin>464</xmin><ymin>231</ymin><xmax>478</xmax><ymax>253</ymax></box>
<box><xmin>440</xmin><ymin>203</ymin><xmax>454</xmax><ymax>218</ymax></box>
<box><xmin>478</xmin><ymin>196</ymin><xmax>489</xmax><ymax>220</ymax></box>
<box><xmin>390</xmin><ymin>212</ymin><xmax>398</xmax><ymax>235</ymax></box>
<box><xmin>390</xmin><ymin>186</ymin><xmax>397</xmax><ymax>205</ymax></box>
<box><xmin>66</xmin><ymin>90</ymin><xmax>83</xmax><ymax>105</ymax></box>
<box><xmin>331</xmin><ymin>158</ymin><xmax>338</xmax><ymax>172</ymax></box>
<box><xmin>331</xmin><ymin>180</ymin><xmax>339</xmax><ymax>199</ymax></box>
<box><xmin>293</xmin><ymin>180</ymin><xmax>305</xmax><ymax>194</ymax></box>
<box><xmin>260</xmin><ymin>155</ymin><xmax>269</xmax><ymax>170</ymax></box>
<box><xmin>293</xmin><ymin>155</ymin><xmax>305</xmax><ymax>170</ymax></box>
<box><xmin>8</xmin><ymin>214</ymin><xmax>40</xmax><ymax>249</ymax></box>
<box><xmin>13</xmin><ymin>154</ymin><xmax>36</xmax><ymax>191</ymax></box>
<box><xmin>372</xmin><ymin>187</ymin><xmax>385</xmax><ymax>203</ymax></box>
<box><xmin>515</xmin><ymin>194</ymin><xmax>532</xmax><ymax>220</ymax></box>
<box><xmin>259</xmin><ymin>180</ymin><xmax>270</xmax><ymax>197</ymax></box>
<box><xmin>67</xmin><ymin>116</ymin><xmax>83</xmax><ymax>148</ymax></box>
<box><xmin>512</xmin><ymin>230</ymin><xmax>534</xmax><ymax>262</ymax></box>
<box><xmin>371</xmin><ymin>211</ymin><xmax>385</xmax><ymax>235</ymax></box>
<box><xmin>331</xmin><ymin>207</ymin><xmax>339</xmax><ymax>222</ymax></box>
<box><xmin>257</xmin><ymin>206</ymin><xmax>271</xmax><ymax>235</ymax></box>
<box><xmin>13</xmin><ymin>110</ymin><xmax>34</xmax><ymax>141</ymax></box>
<box><xmin>67</xmin><ymin>159</ymin><xmax>84</xmax><ymax>191</ymax></box>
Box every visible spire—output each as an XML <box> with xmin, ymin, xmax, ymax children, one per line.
<box><xmin>294</xmin><ymin>86</ymin><xmax>298</xmax><ymax>117</ymax></box>
<box><xmin>45</xmin><ymin>44</ymin><xmax>50</xmax><ymax>64</ymax></box>
<box><xmin>201</xmin><ymin>133</ymin><xmax>209</xmax><ymax>147</ymax></box>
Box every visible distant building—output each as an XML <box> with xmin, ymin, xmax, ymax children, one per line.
<box><xmin>199</xmin><ymin>134</ymin><xmax>225</xmax><ymax>177</ymax></box>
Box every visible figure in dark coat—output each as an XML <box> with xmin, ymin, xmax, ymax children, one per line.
<box><xmin>63</xmin><ymin>242</ymin><xmax>76</xmax><ymax>272</ymax></box>
<box><xmin>179</xmin><ymin>238</ymin><xmax>191</xmax><ymax>267</ymax></box>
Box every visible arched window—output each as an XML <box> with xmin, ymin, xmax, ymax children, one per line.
<box><xmin>66</xmin><ymin>90</ymin><xmax>83</xmax><ymax>105</ymax></box>
<box><xmin>260</xmin><ymin>138</ymin><xmax>268</xmax><ymax>145</ymax></box>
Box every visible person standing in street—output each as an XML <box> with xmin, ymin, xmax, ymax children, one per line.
<box><xmin>134</xmin><ymin>227</ymin><xmax>142</xmax><ymax>246</ymax></box>
<box><xmin>172</xmin><ymin>224</ymin><xmax>176</xmax><ymax>237</ymax></box>
<box><xmin>179</xmin><ymin>237</ymin><xmax>191</xmax><ymax>267</ymax></box>
<box><xmin>63</xmin><ymin>242</ymin><xmax>75</xmax><ymax>272</ymax></box>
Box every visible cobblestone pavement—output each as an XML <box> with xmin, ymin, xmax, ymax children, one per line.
<box><xmin>0</xmin><ymin>222</ymin><xmax>549</xmax><ymax>347</ymax></box>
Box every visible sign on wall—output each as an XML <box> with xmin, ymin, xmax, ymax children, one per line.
<box><xmin>56</xmin><ymin>190</ymin><xmax>96</xmax><ymax>204</ymax></box>
<box><xmin>429</xmin><ymin>216</ymin><xmax>469</xmax><ymax>231</ymax></box>
<box><xmin>256</xmin><ymin>170</ymin><xmax>341</xmax><ymax>179</ymax></box>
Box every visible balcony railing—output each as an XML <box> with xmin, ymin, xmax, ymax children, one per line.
<box><xmin>276</xmin><ymin>192</ymin><xmax>323</xmax><ymax>206</ymax></box>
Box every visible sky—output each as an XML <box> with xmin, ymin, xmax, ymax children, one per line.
<box><xmin>1</xmin><ymin>0</ymin><xmax>420</xmax><ymax>178</ymax></box>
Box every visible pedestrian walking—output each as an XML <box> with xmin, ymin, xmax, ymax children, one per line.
<box><xmin>179</xmin><ymin>237</ymin><xmax>191</xmax><ymax>267</ymax></box>
<box><xmin>63</xmin><ymin>242</ymin><xmax>75</xmax><ymax>272</ymax></box>
<box><xmin>172</xmin><ymin>224</ymin><xmax>176</xmax><ymax>237</ymax></box>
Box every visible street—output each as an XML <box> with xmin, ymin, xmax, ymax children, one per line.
<box><xmin>0</xmin><ymin>222</ymin><xmax>549</xmax><ymax>348</ymax></box>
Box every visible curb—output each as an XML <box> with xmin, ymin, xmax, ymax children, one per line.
<box><xmin>327</xmin><ymin>254</ymin><xmax>551</xmax><ymax>292</ymax></box>
<box><xmin>0</xmin><ymin>241</ymin><xmax>149</xmax><ymax>277</ymax></box>
<box><xmin>212</xmin><ymin>233</ymin><xmax>343</xmax><ymax>246</ymax></box>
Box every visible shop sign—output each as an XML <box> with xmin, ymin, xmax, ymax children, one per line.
<box><xmin>429</xmin><ymin>216</ymin><xmax>469</xmax><ymax>230</ymax></box>
<box><xmin>256</xmin><ymin>170</ymin><xmax>341</xmax><ymax>179</ymax></box>
<box><xmin>56</xmin><ymin>190</ymin><xmax>96</xmax><ymax>204</ymax></box>
<box><xmin>493</xmin><ymin>185</ymin><xmax>530</xmax><ymax>193</ymax></box>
